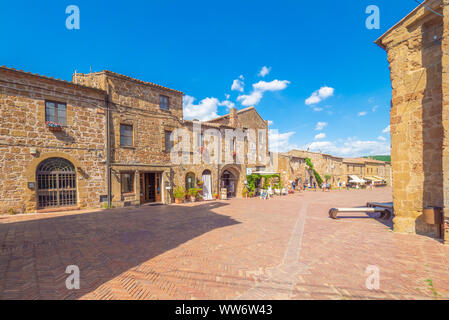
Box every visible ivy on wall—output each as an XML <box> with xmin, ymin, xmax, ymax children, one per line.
<box><xmin>246</xmin><ymin>173</ymin><xmax>281</xmax><ymax>191</ymax></box>
<box><xmin>305</xmin><ymin>158</ymin><xmax>323</xmax><ymax>185</ymax></box>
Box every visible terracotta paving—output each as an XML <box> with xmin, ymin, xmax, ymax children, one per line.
<box><xmin>0</xmin><ymin>187</ymin><xmax>448</xmax><ymax>300</ymax></box>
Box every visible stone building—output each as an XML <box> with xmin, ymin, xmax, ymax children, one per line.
<box><xmin>72</xmin><ymin>71</ymin><xmax>184</xmax><ymax>207</ymax></box>
<box><xmin>376</xmin><ymin>0</ymin><xmax>449</xmax><ymax>242</ymax></box>
<box><xmin>0</xmin><ymin>66</ymin><xmax>271</xmax><ymax>213</ymax></box>
<box><xmin>0</xmin><ymin>65</ymin><xmax>391</xmax><ymax>215</ymax></box>
<box><xmin>173</xmin><ymin>107</ymin><xmax>270</xmax><ymax>200</ymax></box>
<box><xmin>281</xmin><ymin>150</ymin><xmax>391</xmax><ymax>188</ymax></box>
<box><xmin>0</xmin><ymin>66</ymin><xmax>108</xmax><ymax>214</ymax></box>
<box><xmin>286</xmin><ymin>150</ymin><xmax>346</xmax><ymax>187</ymax></box>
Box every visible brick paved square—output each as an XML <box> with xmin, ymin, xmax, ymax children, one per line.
<box><xmin>0</xmin><ymin>187</ymin><xmax>448</xmax><ymax>300</ymax></box>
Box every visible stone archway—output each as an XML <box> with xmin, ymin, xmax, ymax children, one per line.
<box><xmin>36</xmin><ymin>157</ymin><xmax>77</xmax><ymax>209</ymax></box>
<box><xmin>220</xmin><ymin>166</ymin><xmax>240</xmax><ymax>198</ymax></box>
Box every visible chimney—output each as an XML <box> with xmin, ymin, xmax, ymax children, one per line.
<box><xmin>229</xmin><ymin>107</ymin><xmax>238</xmax><ymax>127</ymax></box>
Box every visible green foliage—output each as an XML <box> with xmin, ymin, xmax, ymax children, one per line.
<box><xmin>187</xmin><ymin>188</ymin><xmax>201</xmax><ymax>197</ymax></box>
<box><xmin>246</xmin><ymin>173</ymin><xmax>281</xmax><ymax>192</ymax></box>
<box><xmin>425</xmin><ymin>278</ymin><xmax>440</xmax><ymax>297</ymax></box>
<box><xmin>305</xmin><ymin>158</ymin><xmax>314</xmax><ymax>169</ymax></box>
<box><xmin>174</xmin><ymin>186</ymin><xmax>186</xmax><ymax>199</ymax></box>
<box><xmin>363</xmin><ymin>155</ymin><xmax>391</xmax><ymax>163</ymax></box>
<box><xmin>324</xmin><ymin>174</ymin><xmax>332</xmax><ymax>182</ymax></box>
<box><xmin>305</xmin><ymin>158</ymin><xmax>323</xmax><ymax>185</ymax></box>
<box><xmin>101</xmin><ymin>202</ymin><xmax>114</xmax><ymax>209</ymax></box>
<box><xmin>246</xmin><ymin>174</ymin><xmax>261</xmax><ymax>192</ymax></box>
<box><xmin>263</xmin><ymin>177</ymin><xmax>271</xmax><ymax>189</ymax></box>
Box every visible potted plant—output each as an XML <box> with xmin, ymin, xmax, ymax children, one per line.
<box><xmin>187</xmin><ymin>188</ymin><xmax>198</xmax><ymax>202</ymax></box>
<box><xmin>46</xmin><ymin>121</ymin><xmax>63</xmax><ymax>132</ymax></box>
<box><xmin>242</xmin><ymin>186</ymin><xmax>249</xmax><ymax>198</ymax></box>
<box><xmin>173</xmin><ymin>186</ymin><xmax>185</xmax><ymax>204</ymax></box>
<box><xmin>197</xmin><ymin>180</ymin><xmax>204</xmax><ymax>187</ymax></box>
<box><xmin>213</xmin><ymin>193</ymin><xmax>219</xmax><ymax>200</ymax></box>
<box><xmin>196</xmin><ymin>188</ymin><xmax>203</xmax><ymax>201</ymax></box>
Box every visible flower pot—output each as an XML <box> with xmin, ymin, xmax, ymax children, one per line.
<box><xmin>175</xmin><ymin>198</ymin><xmax>183</xmax><ymax>204</ymax></box>
<box><xmin>48</xmin><ymin>126</ymin><xmax>62</xmax><ymax>132</ymax></box>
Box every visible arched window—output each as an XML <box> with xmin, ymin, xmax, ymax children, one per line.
<box><xmin>185</xmin><ymin>172</ymin><xmax>196</xmax><ymax>190</ymax></box>
<box><xmin>36</xmin><ymin>158</ymin><xmax>77</xmax><ymax>208</ymax></box>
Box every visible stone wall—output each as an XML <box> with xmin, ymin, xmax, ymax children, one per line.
<box><xmin>0</xmin><ymin>67</ymin><xmax>107</xmax><ymax>213</ymax></box>
<box><xmin>377</xmin><ymin>0</ymin><xmax>444</xmax><ymax>238</ymax></box>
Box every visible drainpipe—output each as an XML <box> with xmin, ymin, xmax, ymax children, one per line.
<box><xmin>105</xmin><ymin>79</ymin><xmax>112</xmax><ymax>208</ymax></box>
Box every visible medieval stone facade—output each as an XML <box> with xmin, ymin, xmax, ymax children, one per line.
<box><xmin>280</xmin><ymin>150</ymin><xmax>391</xmax><ymax>188</ymax></box>
<box><xmin>0</xmin><ymin>66</ymin><xmax>107</xmax><ymax>214</ymax></box>
<box><xmin>0</xmin><ymin>65</ymin><xmax>391</xmax><ymax>215</ymax></box>
<box><xmin>376</xmin><ymin>0</ymin><xmax>449</xmax><ymax>243</ymax></box>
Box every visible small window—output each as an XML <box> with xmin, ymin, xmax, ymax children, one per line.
<box><xmin>120</xmin><ymin>124</ymin><xmax>133</xmax><ymax>147</ymax></box>
<box><xmin>185</xmin><ymin>172</ymin><xmax>196</xmax><ymax>190</ymax></box>
<box><xmin>197</xmin><ymin>133</ymin><xmax>203</xmax><ymax>147</ymax></box>
<box><xmin>121</xmin><ymin>172</ymin><xmax>135</xmax><ymax>194</ymax></box>
<box><xmin>45</xmin><ymin>101</ymin><xmax>67</xmax><ymax>125</ymax></box>
<box><xmin>160</xmin><ymin>95</ymin><xmax>169</xmax><ymax>110</ymax></box>
<box><xmin>164</xmin><ymin>130</ymin><xmax>173</xmax><ymax>152</ymax></box>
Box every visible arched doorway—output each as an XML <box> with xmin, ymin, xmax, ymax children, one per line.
<box><xmin>202</xmin><ymin>170</ymin><xmax>212</xmax><ymax>200</ymax></box>
<box><xmin>221</xmin><ymin>169</ymin><xmax>238</xmax><ymax>198</ymax></box>
<box><xmin>36</xmin><ymin>157</ymin><xmax>77</xmax><ymax>209</ymax></box>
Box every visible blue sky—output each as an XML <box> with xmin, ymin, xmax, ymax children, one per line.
<box><xmin>0</xmin><ymin>0</ymin><xmax>419</xmax><ymax>157</ymax></box>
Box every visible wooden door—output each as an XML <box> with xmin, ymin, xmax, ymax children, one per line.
<box><xmin>155</xmin><ymin>173</ymin><xmax>161</xmax><ymax>202</ymax></box>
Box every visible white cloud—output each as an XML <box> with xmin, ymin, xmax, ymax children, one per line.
<box><xmin>372</xmin><ymin>105</ymin><xmax>379</xmax><ymax>112</ymax></box>
<box><xmin>313</xmin><ymin>107</ymin><xmax>323</xmax><ymax>112</ymax></box>
<box><xmin>219</xmin><ymin>100</ymin><xmax>235</xmax><ymax>110</ymax></box>
<box><xmin>315</xmin><ymin>122</ymin><xmax>328</xmax><ymax>131</ymax></box>
<box><xmin>237</xmin><ymin>91</ymin><xmax>263</xmax><ymax>106</ymax></box>
<box><xmin>183</xmin><ymin>95</ymin><xmax>235</xmax><ymax>121</ymax></box>
<box><xmin>315</xmin><ymin>133</ymin><xmax>326</xmax><ymax>140</ymax></box>
<box><xmin>303</xmin><ymin>137</ymin><xmax>390</xmax><ymax>158</ymax></box>
<box><xmin>305</xmin><ymin>86</ymin><xmax>335</xmax><ymax>105</ymax></box>
<box><xmin>383</xmin><ymin>125</ymin><xmax>391</xmax><ymax>133</ymax></box>
<box><xmin>258</xmin><ymin>66</ymin><xmax>271</xmax><ymax>77</ymax></box>
<box><xmin>267</xmin><ymin>120</ymin><xmax>274</xmax><ymax>126</ymax></box>
<box><xmin>252</xmin><ymin>79</ymin><xmax>290</xmax><ymax>91</ymax></box>
<box><xmin>378</xmin><ymin>136</ymin><xmax>387</xmax><ymax>141</ymax></box>
<box><xmin>358</xmin><ymin>111</ymin><xmax>367</xmax><ymax>117</ymax></box>
<box><xmin>268</xmin><ymin>130</ymin><xmax>298</xmax><ymax>152</ymax></box>
<box><xmin>237</xmin><ymin>79</ymin><xmax>290</xmax><ymax>106</ymax></box>
<box><xmin>231</xmin><ymin>76</ymin><xmax>245</xmax><ymax>92</ymax></box>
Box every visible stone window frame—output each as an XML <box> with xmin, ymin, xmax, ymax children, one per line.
<box><xmin>45</xmin><ymin>100</ymin><xmax>67</xmax><ymax>126</ymax></box>
<box><xmin>120</xmin><ymin>171</ymin><xmax>135</xmax><ymax>195</ymax></box>
<box><xmin>160</xmin><ymin>95</ymin><xmax>169</xmax><ymax>111</ymax></box>
<box><xmin>162</xmin><ymin>125</ymin><xmax>176</xmax><ymax>153</ymax></box>
<box><xmin>120</xmin><ymin>123</ymin><xmax>134</xmax><ymax>147</ymax></box>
